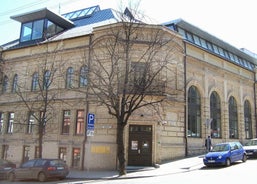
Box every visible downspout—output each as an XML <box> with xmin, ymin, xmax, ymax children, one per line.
<box><xmin>183</xmin><ymin>41</ymin><xmax>188</xmax><ymax>157</ymax></box>
<box><xmin>254</xmin><ymin>69</ymin><xmax>257</xmax><ymax>138</ymax></box>
<box><xmin>81</xmin><ymin>34</ymin><xmax>93</xmax><ymax>170</ymax></box>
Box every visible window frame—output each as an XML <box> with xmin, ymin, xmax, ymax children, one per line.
<box><xmin>187</xmin><ymin>86</ymin><xmax>201</xmax><ymax>138</ymax></box>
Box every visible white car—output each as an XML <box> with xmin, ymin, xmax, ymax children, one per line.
<box><xmin>243</xmin><ymin>138</ymin><xmax>257</xmax><ymax>158</ymax></box>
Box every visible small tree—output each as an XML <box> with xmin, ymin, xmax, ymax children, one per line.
<box><xmin>87</xmin><ymin>5</ymin><xmax>183</xmax><ymax>175</ymax></box>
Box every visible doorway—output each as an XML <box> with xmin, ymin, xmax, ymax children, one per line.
<box><xmin>128</xmin><ymin>125</ymin><xmax>153</xmax><ymax>166</ymax></box>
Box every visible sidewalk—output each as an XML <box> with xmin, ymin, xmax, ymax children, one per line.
<box><xmin>67</xmin><ymin>155</ymin><xmax>205</xmax><ymax>180</ymax></box>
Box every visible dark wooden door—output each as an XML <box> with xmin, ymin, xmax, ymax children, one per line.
<box><xmin>128</xmin><ymin>125</ymin><xmax>152</xmax><ymax>166</ymax></box>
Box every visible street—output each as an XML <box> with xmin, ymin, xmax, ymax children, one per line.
<box><xmin>1</xmin><ymin>157</ymin><xmax>256</xmax><ymax>184</ymax></box>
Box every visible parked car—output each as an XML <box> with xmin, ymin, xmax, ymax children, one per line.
<box><xmin>203</xmin><ymin>142</ymin><xmax>247</xmax><ymax>167</ymax></box>
<box><xmin>8</xmin><ymin>158</ymin><xmax>69</xmax><ymax>182</ymax></box>
<box><xmin>0</xmin><ymin>159</ymin><xmax>16</xmax><ymax>180</ymax></box>
<box><xmin>243</xmin><ymin>138</ymin><xmax>257</xmax><ymax>158</ymax></box>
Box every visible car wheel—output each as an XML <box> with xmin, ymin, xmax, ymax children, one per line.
<box><xmin>242</xmin><ymin>154</ymin><xmax>247</xmax><ymax>162</ymax></box>
<box><xmin>38</xmin><ymin>172</ymin><xmax>47</xmax><ymax>182</ymax></box>
<box><xmin>8</xmin><ymin>172</ymin><xmax>15</xmax><ymax>182</ymax></box>
<box><xmin>225</xmin><ymin>158</ymin><xmax>231</xmax><ymax>167</ymax></box>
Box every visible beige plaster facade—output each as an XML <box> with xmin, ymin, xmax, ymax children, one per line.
<box><xmin>0</xmin><ymin>23</ymin><xmax>187</xmax><ymax>170</ymax></box>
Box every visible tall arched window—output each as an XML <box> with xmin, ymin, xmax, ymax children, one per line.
<box><xmin>66</xmin><ymin>67</ymin><xmax>74</xmax><ymax>88</ymax></box>
<box><xmin>244</xmin><ymin>100</ymin><xmax>252</xmax><ymax>139</ymax></box>
<box><xmin>43</xmin><ymin>70</ymin><xmax>51</xmax><ymax>90</ymax></box>
<box><xmin>12</xmin><ymin>74</ymin><xmax>18</xmax><ymax>93</ymax></box>
<box><xmin>188</xmin><ymin>86</ymin><xmax>201</xmax><ymax>137</ymax></box>
<box><xmin>229</xmin><ymin>96</ymin><xmax>238</xmax><ymax>138</ymax></box>
<box><xmin>31</xmin><ymin>72</ymin><xmax>39</xmax><ymax>91</ymax></box>
<box><xmin>210</xmin><ymin>91</ymin><xmax>221</xmax><ymax>138</ymax></box>
<box><xmin>2</xmin><ymin>75</ymin><xmax>8</xmax><ymax>93</ymax></box>
<box><xmin>79</xmin><ymin>65</ymin><xmax>88</xmax><ymax>87</ymax></box>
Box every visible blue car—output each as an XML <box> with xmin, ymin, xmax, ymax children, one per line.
<box><xmin>203</xmin><ymin>142</ymin><xmax>247</xmax><ymax>167</ymax></box>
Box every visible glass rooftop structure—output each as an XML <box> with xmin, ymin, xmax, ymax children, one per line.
<box><xmin>62</xmin><ymin>5</ymin><xmax>100</xmax><ymax>21</ymax></box>
<box><xmin>164</xmin><ymin>19</ymin><xmax>256</xmax><ymax>71</ymax></box>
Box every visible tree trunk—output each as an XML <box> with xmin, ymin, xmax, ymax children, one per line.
<box><xmin>38</xmin><ymin>123</ymin><xmax>44</xmax><ymax>158</ymax></box>
<box><xmin>117</xmin><ymin>122</ymin><xmax>126</xmax><ymax>175</ymax></box>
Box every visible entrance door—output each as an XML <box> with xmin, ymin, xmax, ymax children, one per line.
<box><xmin>128</xmin><ymin>125</ymin><xmax>152</xmax><ymax>166</ymax></box>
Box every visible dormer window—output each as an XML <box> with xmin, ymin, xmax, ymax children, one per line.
<box><xmin>21</xmin><ymin>19</ymin><xmax>44</xmax><ymax>42</ymax></box>
<box><xmin>20</xmin><ymin>19</ymin><xmax>64</xmax><ymax>43</ymax></box>
<box><xmin>11</xmin><ymin>8</ymin><xmax>74</xmax><ymax>44</ymax></box>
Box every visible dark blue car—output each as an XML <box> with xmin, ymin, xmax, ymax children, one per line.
<box><xmin>203</xmin><ymin>142</ymin><xmax>247</xmax><ymax>167</ymax></box>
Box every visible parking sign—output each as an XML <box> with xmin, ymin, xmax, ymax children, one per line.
<box><xmin>87</xmin><ymin>113</ymin><xmax>95</xmax><ymax>136</ymax></box>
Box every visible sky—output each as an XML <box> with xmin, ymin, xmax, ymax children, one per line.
<box><xmin>1</xmin><ymin>0</ymin><xmax>257</xmax><ymax>54</ymax></box>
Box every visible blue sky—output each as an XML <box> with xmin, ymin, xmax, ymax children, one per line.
<box><xmin>1</xmin><ymin>0</ymin><xmax>257</xmax><ymax>54</ymax></box>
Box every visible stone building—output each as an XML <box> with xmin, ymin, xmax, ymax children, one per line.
<box><xmin>164</xmin><ymin>19</ymin><xmax>257</xmax><ymax>155</ymax></box>
<box><xmin>0</xmin><ymin>5</ymin><xmax>256</xmax><ymax>171</ymax></box>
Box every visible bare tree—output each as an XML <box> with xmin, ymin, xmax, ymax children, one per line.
<box><xmin>14</xmin><ymin>42</ymin><xmax>64</xmax><ymax>159</ymax></box>
<box><xmin>87</xmin><ymin>6</ymin><xmax>183</xmax><ymax>175</ymax></box>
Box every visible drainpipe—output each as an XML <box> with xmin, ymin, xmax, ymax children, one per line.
<box><xmin>254</xmin><ymin>69</ymin><xmax>257</xmax><ymax>138</ymax></box>
<box><xmin>183</xmin><ymin>41</ymin><xmax>188</xmax><ymax>157</ymax></box>
<box><xmin>81</xmin><ymin>34</ymin><xmax>93</xmax><ymax>170</ymax></box>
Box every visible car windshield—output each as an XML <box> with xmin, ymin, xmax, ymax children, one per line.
<box><xmin>211</xmin><ymin>144</ymin><xmax>229</xmax><ymax>152</ymax></box>
<box><xmin>245</xmin><ymin>140</ymin><xmax>257</xmax><ymax>146</ymax></box>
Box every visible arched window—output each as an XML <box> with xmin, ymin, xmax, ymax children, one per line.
<box><xmin>12</xmin><ymin>74</ymin><xmax>18</xmax><ymax>93</ymax></box>
<box><xmin>31</xmin><ymin>72</ymin><xmax>39</xmax><ymax>91</ymax></box>
<box><xmin>66</xmin><ymin>67</ymin><xmax>74</xmax><ymax>88</ymax></box>
<box><xmin>43</xmin><ymin>70</ymin><xmax>51</xmax><ymax>90</ymax></box>
<box><xmin>210</xmin><ymin>91</ymin><xmax>221</xmax><ymax>138</ymax></box>
<box><xmin>2</xmin><ymin>75</ymin><xmax>8</xmax><ymax>93</ymax></box>
<box><xmin>229</xmin><ymin>96</ymin><xmax>238</xmax><ymax>138</ymax></box>
<box><xmin>187</xmin><ymin>86</ymin><xmax>201</xmax><ymax>137</ymax></box>
<box><xmin>244</xmin><ymin>100</ymin><xmax>252</xmax><ymax>139</ymax></box>
<box><xmin>79</xmin><ymin>66</ymin><xmax>88</xmax><ymax>87</ymax></box>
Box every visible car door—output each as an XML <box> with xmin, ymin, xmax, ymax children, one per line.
<box><xmin>31</xmin><ymin>159</ymin><xmax>46</xmax><ymax>179</ymax></box>
<box><xmin>230</xmin><ymin>143</ymin><xmax>241</xmax><ymax>162</ymax></box>
<box><xmin>15</xmin><ymin>160</ymin><xmax>35</xmax><ymax>179</ymax></box>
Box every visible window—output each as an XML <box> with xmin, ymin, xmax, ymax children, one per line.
<box><xmin>244</xmin><ymin>100</ymin><xmax>252</xmax><ymax>139</ymax></box>
<box><xmin>12</xmin><ymin>74</ymin><xmax>18</xmax><ymax>93</ymax></box>
<box><xmin>20</xmin><ymin>20</ymin><xmax>44</xmax><ymax>42</ymax></box>
<box><xmin>22</xmin><ymin>146</ymin><xmax>30</xmax><ymax>163</ymax></box>
<box><xmin>46</xmin><ymin>20</ymin><xmax>64</xmax><ymax>38</ymax></box>
<box><xmin>0</xmin><ymin>112</ymin><xmax>4</xmax><ymax>133</ymax></box>
<box><xmin>185</xmin><ymin>31</ymin><xmax>193</xmax><ymax>42</ymax></box>
<box><xmin>229</xmin><ymin>96</ymin><xmax>238</xmax><ymax>138</ymax></box>
<box><xmin>199</xmin><ymin>38</ymin><xmax>207</xmax><ymax>49</ymax></box>
<box><xmin>7</xmin><ymin>112</ymin><xmax>14</xmax><ymax>134</ymax></box>
<box><xmin>72</xmin><ymin>148</ymin><xmax>80</xmax><ymax>167</ymax></box>
<box><xmin>187</xmin><ymin>86</ymin><xmax>201</xmax><ymax>137</ymax></box>
<box><xmin>193</xmin><ymin>35</ymin><xmax>201</xmax><ymax>46</ymax></box>
<box><xmin>79</xmin><ymin>66</ymin><xmax>88</xmax><ymax>87</ymax></box>
<box><xmin>212</xmin><ymin>44</ymin><xmax>219</xmax><ymax>54</ymax></box>
<box><xmin>2</xmin><ymin>145</ymin><xmax>9</xmax><ymax>159</ymax></box>
<box><xmin>32</xmin><ymin>20</ymin><xmax>44</xmax><ymax>40</ymax></box>
<box><xmin>2</xmin><ymin>75</ymin><xmax>8</xmax><ymax>93</ymax></box>
<box><xmin>32</xmin><ymin>72</ymin><xmax>39</xmax><ymax>91</ymax></box>
<box><xmin>27</xmin><ymin>112</ymin><xmax>35</xmax><ymax>134</ymax></box>
<box><xmin>177</xmin><ymin>27</ymin><xmax>186</xmax><ymax>38</ymax></box>
<box><xmin>59</xmin><ymin>147</ymin><xmax>67</xmax><ymax>162</ymax></box>
<box><xmin>206</xmin><ymin>42</ymin><xmax>213</xmax><ymax>51</ymax></box>
<box><xmin>43</xmin><ymin>70</ymin><xmax>51</xmax><ymax>90</ymax></box>
<box><xmin>210</xmin><ymin>92</ymin><xmax>221</xmax><ymax>138</ymax></box>
<box><xmin>62</xmin><ymin>110</ymin><xmax>71</xmax><ymax>134</ymax></box>
<box><xmin>21</xmin><ymin>22</ymin><xmax>32</xmax><ymax>42</ymax></box>
<box><xmin>66</xmin><ymin>67</ymin><xmax>74</xmax><ymax>88</ymax></box>
<box><xmin>131</xmin><ymin>62</ymin><xmax>147</xmax><ymax>92</ymax></box>
<box><xmin>35</xmin><ymin>146</ymin><xmax>40</xmax><ymax>158</ymax></box>
<box><xmin>75</xmin><ymin>110</ymin><xmax>84</xmax><ymax>135</ymax></box>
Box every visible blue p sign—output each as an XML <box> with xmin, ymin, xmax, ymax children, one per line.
<box><xmin>87</xmin><ymin>113</ymin><xmax>95</xmax><ymax>130</ymax></box>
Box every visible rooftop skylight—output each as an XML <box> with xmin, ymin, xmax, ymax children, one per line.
<box><xmin>62</xmin><ymin>5</ymin><xmax>100</xmax><ymax>20</ymax></box>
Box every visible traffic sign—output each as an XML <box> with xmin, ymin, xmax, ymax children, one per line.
<box><xmin>87</xmin><ymin>113</ymin><xmax>95</xmax><ymax>136</ymax></box>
